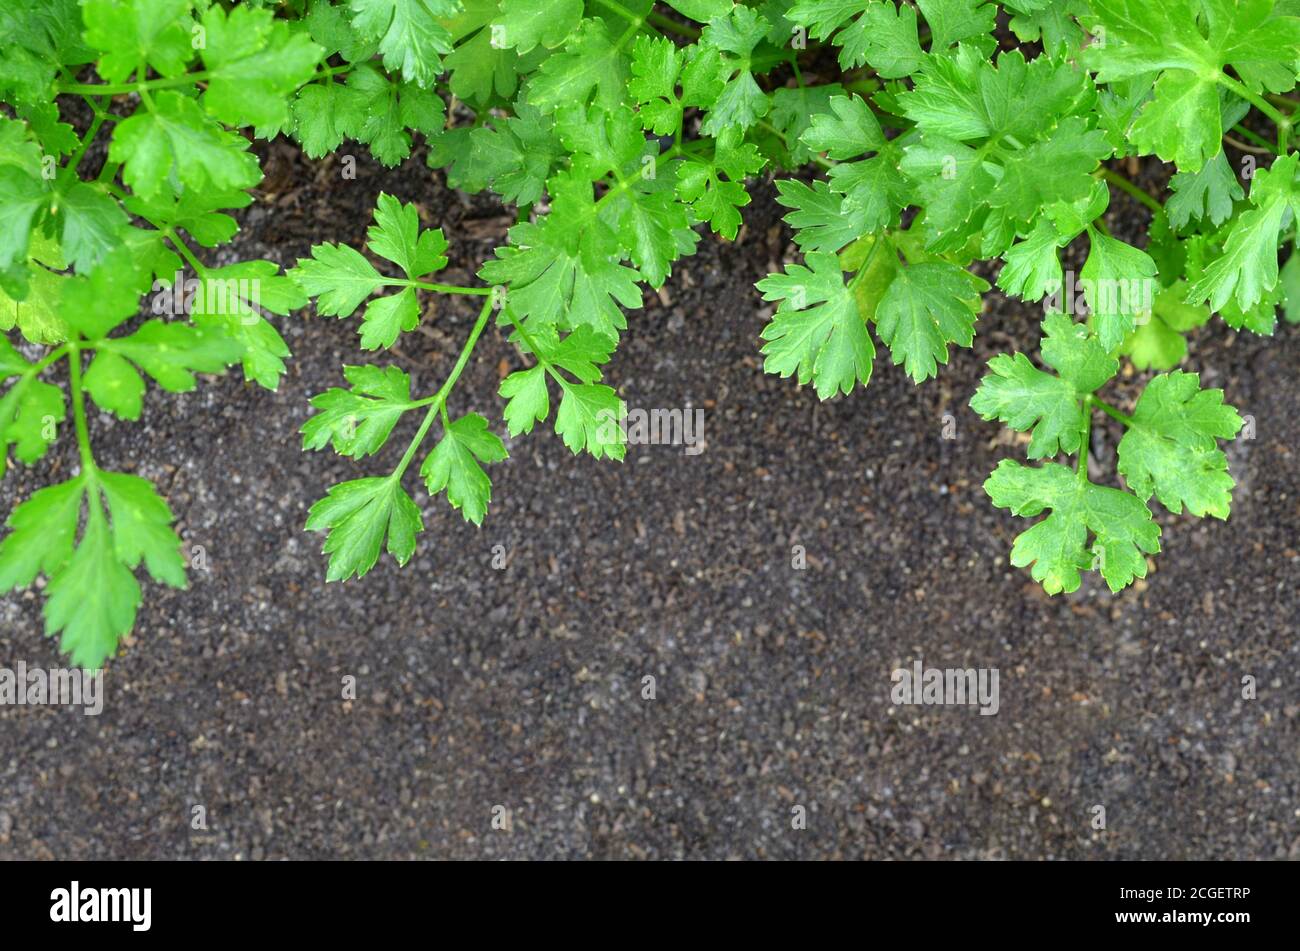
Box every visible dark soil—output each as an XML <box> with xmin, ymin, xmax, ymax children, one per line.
<box><xmin>1</xmin><ymin>141</ymin><xmax>1297</xmax><ymax>860</ymax></box>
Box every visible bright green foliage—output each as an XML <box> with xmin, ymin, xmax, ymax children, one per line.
<box><xmin>1081</xmin><ymin>0</ymin><xmax>1300</xmax><ymax>171</ymax></box>
<box><xmin>676</xmin><ymin>127</ymin><xmax>765</xmax><ymax>240</ymax></box>
<box><xmin>758</xmin><ymin>251</ymin><xmax>874</xmax><ymax>399</ymax></box>
<box><xmin>305</xmin><ymin>476</ymin><xmax>423</xmax><ymax>582</ymax></box>
<box><xmin>1117</xmin><ymin>371</ymin><xmax>1243</xmax><ymax>518</ymax></box>
<box><xmin>420</xmin><ymin>412</ymin><xmax>508</xmax><ymax>525</ymax></box>
<box><xmin>763</xmin><ymin>0</ymin><xmax>1278</xmax><ymax>594</ymax></box>
<box><xmin>198</xmin><ymin>5</ymin><xmax>324</xmax><ymax>129</ymax></box>
<box><xmin>971</xmin><ymin>313</ymin><xmax>1117</xmax><ymax>459</ymax></box>
<box><xmin>1166</xmin><ymin>151</ymin><xmax>1244</xmax><ymax>231</ymax></box>
<box><xmin>1</xmin><ymin>0</ymin><xmax>1290</xmax><ymax>663</ymax></box>
<box><xmin>498</xmin><ymin>324</ymin><xmax>621</xmax><ymax>461</ymax></box>
<box><xmin>1080</xmin><ymin>227</ymin><xmax>1158</xmax><ymax>351</ymax></box>
<box><xmin>348</xmin><ymin>0</ymin><xmax>456</xmax><ymax>88</ymax></box>
<box><xmin>874</xmin><ymin>261</ymin><xmax>988</xmax><ymax>382</ymax></box>
<box><xmin>1187</xmin><ymin>154</ymin><xmax>1300</xmax><ymax>313</ymax></box>
<box><xmin>302</xmin><ymin>364</ymin><xmax>419</xmax><ymax>459</ymax></box>
<box><xmin>984</xmin><ymin>459</ymin><xmax>1161</xmax><ymax>594</ymax></box>
<box><xmin>0</xmin><ymin>471</ymin><xmax>186</xmax><ymax>667</ymax></box>
<box><xmin>291</xmin><ymin>192</ymin><xmax>448</xmax><ymax>350</ymax></box>
<box><xmin>1119</xmin><ymin>284</ymin><xmax>1210</xmax><ymax>370</ymax></box>
<box><xmin>0</xmin><ymin>0</ymin><xmax>327</xmax><ymax>664</ymax></box>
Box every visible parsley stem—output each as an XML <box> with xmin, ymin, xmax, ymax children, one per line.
<box><xmin>58</xmin><ymin>74</ymin><xmax>205</xmax><ymax>97</ymax></box>
<box><xmin>757</xmin><ymin>118</ymin><xmax>833</xmax><ymax>169</ymax></box>
<box><xmin>848</xmin><ymin>232</ymin><xmax>888</xmax><ymax>288</ymax></box>
<box><xmin>56</xmin><ymin>63</ymin><xmax>351</xmax><ymax>98</ymax></box>
<box><xmin>66</xmin><ymin>107</ymin><xmax>106</xmax><ymax>176</ymax></box>
<box><xmin>1215</xmin><ymin>73</ymin><xmax>1291</xmax><ymax>150</ymax></box>
<box><xmin>1088</xmin><ymin>394</ymin><xmax>1133</xmax><ymax>427</ymax></box>
<box><xmin>645</xmin><ymin>10</ymin><xmax>701</xmax><ymax>40</ymax></box>
<box><xmin>501</xmin><ymin>306</ymin><xmax>575</xmax><ymax>391</ymax></box>
<box><xmin>163</xmin><ymin>228</ymin><xmax>208</xmax><ymax>278</ymax></box>
<box><xmin>593</xmin><ymin>0</ymin><xmax>652</xmax><ymax>29</ymax></box>
<box><xmin>408</xmin><ymin>280</ymin><xmax>494</xmax><ymax>296</ymax></box>
<box><xmin>1226</xmin><ymin>126</ymin><xmax>1276</xmax><ymax>155</ymax></box>
<box><xmin>23</xmin><ymin>346</ymin><xmax>69</xmax><ymax>379</ymax></box>
<box><xmin>135</xmin><ymin>61</ymin><xmax>155</xmax><ymax>111</ymax></box>
<box><xmin>67</xmin><ymin>342</ymin><xmax>98</xmax><ymax>475</ymax></box>
<box><xmin>392</xmin><ymin>296</ymin><xmax>494</xmax><ymax>479</ymax></box>
<box><xmin>1077</xmin><ymin>403</ymin><xmax>1091</xmax><ymax>484</ymax></box>
<box><xmin>1097</xmin><ymin>168</ymin><xmax>1162</xmax><ymax>214</ymax></box>
<box><xmin>593</xmin><ymin>143</ymin><xmax>686</xmax><ymax>214</ymax></box>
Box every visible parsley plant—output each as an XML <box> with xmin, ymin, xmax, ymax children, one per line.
<box><xmin>1</xmin><ymin>0</ymin><xmax>1295</xmax><ymax>665</ymax></box>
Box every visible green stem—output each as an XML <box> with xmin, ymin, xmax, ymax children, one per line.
<box><xmin>97</xmin><ymin>159</ymin><xmax>121</xmax><ymax>184</ymax></box>
<box><xmin>590</xmin><ymin>1</ymin><xmax>653</xmax><ymax>54</ymax></box>
<box><xmin>56</xmin><ymin>63</ymin><xmax>350</xmax><ymax>98</ymax></box>
<box><xmin>409</xmin><ymin>280</ymin><xmax>494</xmax><ymax>296</ymax></box>
<box><xmin>58</xmin><ymin>74</ymin><xmax>208</xmax><ymax>97</ymax></box>
<box><xmin>848</xmin><ymin>232</ymin><xmax>888</xmax><ymax>288</ymax></box>
<box><xmin>1097</xmin><ymin>168</ymin><xmax>1162</xmax><ymax>214</ymax></box>
<box><xmin>501</xmin><ymin>306</ymin><xmax>573</xmax><ymax>390</ymax></box>
<box><xmin>67</xmin><ymin>342</ymin><xmax>97</xmax><ymax>475</ymax></box>
<box><xmin>646</xmin><ymin>9</ymin><xmax>701</xmax><ymax>40</ymax></box>
<box><xmin>391</xmin><ymin>296</ymin><xmax>494</xmax><ymax>479</ymax></box>
<box><xmin>66</xmin><ymin>107</ymin><xmax>106</xmax><ymax>175</ymax></box>
<box><xmin>1077</xmin><ymin>404</ymin><xmax>1091</xmax><ymax>484</ymax></box>
<box><xmin>135</xmin><ymin>61</ymin><xmax>155</xmax><ymax>111</ymax></box>
<box><xmin>22</xmin><ymin>345</ymin><xmax>69</xmax><ymax>379</ymax></box>
<box><xmin>592</xmin><ymin>0</ymin><xmax>651</xmax><ymax>28</ymax></box>
<box><xmin>757</xmin><ymin>118</ymin><xmax>833</xmax><ymax>169</ymax></box>
<box><xmin>1088</xmin><ymin>394</ymin><xmax>1134</xmax><ymax>427</ymax></box>
<box><xmin>591</xmin><ymin>143</ymin><xmax>685</xmax><ymax>215</ymax></box>
<box><xmin>1215</xmin><ymin>73</ymin><xmax>1291</xmax><ymax>150</ymax></box>
<box><xmin>1227</xmin><ymin>124</ymin><xmax>1277</xmax><ymax>154</ymax></box>
<box><xmin>163</xmin><ymin>227</ymin><xmax>208</xmax><ymax>277</ymax></box>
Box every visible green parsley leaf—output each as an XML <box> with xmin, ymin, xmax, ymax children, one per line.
<box><xmin>81</xmin><ymin>0</ymin><xmax>194</xmax><ymax>85</ymax></box>
<box><xmin>110</xmin><ymin>91</ymin><xmax>262</xmax><ymax>201</ymax></box>
<box><xmin>0</xmin><ymin>376</ymin><xmax>63</xmax><ymax>470</ymax></box>
<box><xmin>554</xmin><ymin>381</ymin><xmax>625</xmax><ymax>460</ymax></box>
<box><xmin>1080</xmin><ymin>226</ymin><xmax>1158</xmax><ymax>351</ymax></box>
<box><xmin>984</xmin><ymin>459</ymin><xmax>1161</xmax><ymax>594</ymax></box>
<box><xmin>303</xmin><ymin>364</ymin><xmax>417</xmax><ymax>458</ymax></box>
<box><xmin>420</xmin><ymin>412</ymin><xmax>508</xmax><ymax>524</ymax></box>
<box><xmin>757</xmin><ymin>250</ymin><xmax>874</xmax><ymax>399</ymax></box>
<box><xmin>0</xmin><ymin>471</ymin><xmax>185</xmax><ymax>667</ymax></box>
<box><xmin>1187</xmin><ymin>153</ymin><xmax>1299</xmax><ymax>313</ymax></box>
<box><xmin>347</xmin><ymin>0</ymin><xmax>456</xmax><ymax>88</ymax></box>
<box><xmin>1166</xmin><ymin>150</ymin><xmax>1245</xmax><ymax>231</ymax></box>
<box><xmin>875</xmin><ymin>260</ymin><xmax>989</xmax><ymax>383</ymax></box>
<box><xmin>305</xmin><ymin>476</ymin><xmax>424</xmax><ymax>581</ymax></box>
<box><xmin>1117</xmin><ymin>370</ymin><xmax>1243</xmax><ymax>518</ymax></box>
<box><xmin>675</xmin><ymin>127</ymin><xmax>765</xmax><ymax>239</ymax></box>
<box><xmin>1083</xmin><ymin>0</ymin><xmax>1300</xmax><ymax>171</ymax></box>
<box><xmin>198</xmin><ymin>4</ymin><xmax>324</xmax><ymax>129</ymax></box>
<box><xmin>527</xmin><ymin>18</ymin><xmax>629</xmax><ymax>114</ymax></box>
<box><xmin>971</xmin><ymin>312</ymin><xmax>1117</xmax><ymax>458</ymax></box>
<box><xmin>492</xmin><ymin>0</ymin><xmax>582</xmax><ymax>53</ymax></box>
